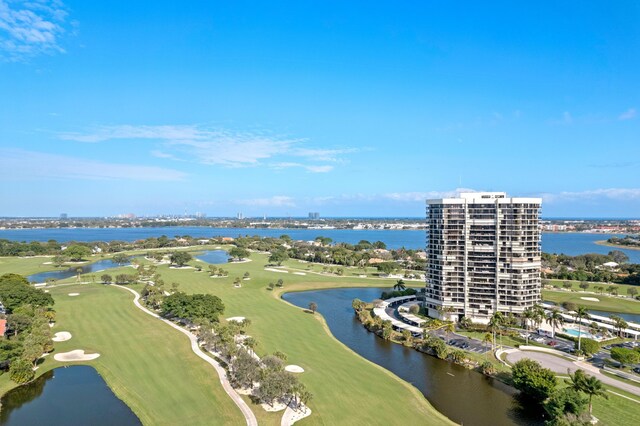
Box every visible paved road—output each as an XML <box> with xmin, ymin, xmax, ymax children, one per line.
<box><xmin>114</xmin><ymin>285</ymin><xmax>258</xmax><ymax>426</ymax></box>
<box><xmin>506</xmin><ymin>350</ymin><xmax>640</xmax><ymax>397</ymax></box>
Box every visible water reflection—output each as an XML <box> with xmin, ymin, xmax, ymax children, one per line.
<box><xmin>0</xmin><ymin>366</ymin><xmax>140</xmax><ymax>426</ymax></box>
<box><xmin>28</xmin><ymin>258</ymin><xmax>130</xmax><ymax>283</ymax></box>
<box><xmin>284</xmin><ymin>287</ymin><xmax>541</xmax><ymax>426</ymax></box>
<box><xmin>194</xmin><ymin>250</ymin><xmax>230</xmax><ymax>264</ymax></box>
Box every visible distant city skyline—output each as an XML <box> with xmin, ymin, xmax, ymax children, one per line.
<box><xmin>1</xmin><ymin>1</ymin><xmax>639</xmax><ymax>217</ymax></box>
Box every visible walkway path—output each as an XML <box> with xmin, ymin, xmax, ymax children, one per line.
<box><xmin>281</xmin><ymin>405</ymin><xmax>312</xmax><ymax>426</ymax></box>
<box><xmin>113</xmin><ymin>285</ymin><xmax>258</xmax><ymax>426</ymax></box>
<box><xmin>505</xmin><ymin>349</ymin><xmax>640</xmax><ymax>397</ymax></box>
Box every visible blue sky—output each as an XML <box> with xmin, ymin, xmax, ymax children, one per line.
<box><xmin>1</xmin><ymin>1</ymin><xmax>639</xmax><ymax>218</ymax></box>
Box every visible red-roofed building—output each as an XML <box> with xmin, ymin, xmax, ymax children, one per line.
<box><xmin>0</xmin><ymin>320</ymin><xmax>6</xmax><ymax>337</ymax></box>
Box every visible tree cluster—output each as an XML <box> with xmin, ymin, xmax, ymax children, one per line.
<box><xmin>0</xmin><ymin>274</ymin><xmax>55</xmax><ymax>384</ymax></box>
<box><xmin>160</xmin><ymin>292</ymin><xmax>225</xmax><ymax>323</ymax></box>
<box><xmin>512</xmin><ymin>360</ymin><xmax>608</xmax><ymax>424</ymax></box>
<box><xmin>542</xmin><ymin>251</ymin><xmax>640</xmax><ymax>285</ymax></box>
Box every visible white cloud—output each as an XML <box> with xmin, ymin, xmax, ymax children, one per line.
<box><xmin>383</xmin><ymin>188</ymin><xmax>478</xmax><ymax>202</ymax></box>
<box><xmin>542</xmin><ymin>188</ymin><xmax>640</xmax><ymax>203</ymax></box>
<box><xmin>290</xmin><ymin>147</ymin><xmax>358</xmax><ymax>162</ymax></box>
<box><xmin>271</xmin><ymin>162</ymin><xmax>334</xmax><ymax>173</ymax></box>
<box><xmin>0</xmin><ymin>149</ymin><xmax>186</xmax><ymax>181</ymax></box>
<box><xmin>59</xmin><ymin>124</ymin><xmax>353</xmax><ymax>171</ymax></box>
<box><xmin>618</xmin><ymin>108</ymin><xmax>637</xmax><ymax>121</ymax></box>
<box><xmin>237</xmin><ymin>196</ymin><xmax>296</xmax><ymax>208</ymax></box>
<box><xmin>0</xmin><ymin>0</ymin><xmax>69</xmax><ymax>61</ymax></box>
<box><xmin>305</xmin><ymin>165</ymin><xmax>334</xmax><ymax>173</ymax></box>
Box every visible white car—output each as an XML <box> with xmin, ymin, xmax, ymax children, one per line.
<box><xmin>533</xmin><ymin>337</ymin><xmax>545</xmax><ymax>343</ymax></box>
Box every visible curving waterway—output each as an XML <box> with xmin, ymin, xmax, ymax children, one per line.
<box><xmin>283</xmin><ymin>287</ymin><xmax>542</xmax><ymax>426</ymax></box>
<box><xmin>0</xmin><ymin>366</ymin><xmax>140</xmax><ymax>426</ymax></box>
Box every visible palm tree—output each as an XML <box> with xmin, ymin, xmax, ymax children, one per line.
<box><xmin>610</xmin><ymin>315</ymin><xmax>628</xmax><ymax>337</ymax></box>
<box><xmin>546</xmin><ymin>309</ymin><xmax>564</xmax><ymax>339</ymax></box>
<box><xmin>443</xmin><ymin>322</ymin><xmax>455</xmax><ymax>344</ymax></box>
<box><xmin>522</xmin><ymin>307</ymin><xmax>534</xmax><ymax>331</ymax></box>
<box><xmin>393</xmin><ymin>279</ymin><xmax>406</xmax><ymax>291</ymax></box>
<box><xmin>575</xmin><ymin>306</ymin><xmax>590</xmax><ymax>353</ymax></box>
<box><xmin>458</xmin><ymin>316</ymin><xmax>472</xmax><ymax>330</ymax></box>
<box><xmin>582</xmin><ymin>375</ymin><xmax>608</xmax><ymax>415</ymax></box>
<box><xmin>522</xmin><ymin>307</ymin><xmax>536</xmax><ymax>344</ymax></box>
<box><xmin>533</xmin><ymin>304</ymin><xmax>546</xmax><ymax>331</ymax></box>
<box><xmin>243</xmin><ymin>336</ymin><xmax>258</xmax><ymax>356</ymax></box>
<box><xmin>569</xmin><ymin>369</ymin><xmax>608</xmax><ymax>415</ymax></box>
<box><xmin>483</xmin><ymin>332</ymin><xmax>493</xmax><ymax>357</ymax></box>
<box><xmin>489</xmin><ymin>312</ymin><xmax>504</xmax><ymax>349</ymax></box>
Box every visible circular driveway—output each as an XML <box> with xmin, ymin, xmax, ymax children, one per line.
<box><xmin>506</xmin><ymin>350</ymin><xmax>640</xmax><ymax>397</ymax></box>
<box><xmin>506</xmin><ymin>350</ymin><xmax>577</xmax><ymax>374</ymax></box>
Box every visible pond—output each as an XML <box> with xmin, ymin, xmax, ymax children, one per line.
<box><xmin>0</xmin><ymin>366</ymin><xmax>140</xmax><ymax>426</ymax></box>
<box><xmin>283</xmin><ymin>287</ymin><xmax>541</xmax><ymax>426</ymax></box>
<box><xmin>27</xmin><ymin>258</ymin><xmax>130</xmax><ymax>283</ymax></box>
<box><xmin>194</xmin><ymin>250</ymin><xmax>230</xmax><ymax>264</ymax></box>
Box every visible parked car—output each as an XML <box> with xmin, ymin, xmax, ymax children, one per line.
<box><xmin>547</xmin><ymin>341</ymin><xmax>557</xmax><ymax>347</ymax></box>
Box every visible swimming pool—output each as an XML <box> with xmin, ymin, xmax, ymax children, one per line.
<box><xmin>562</xmin><ymin>328</ymin><xmax>596</xmax><ymax>339</ymax></box>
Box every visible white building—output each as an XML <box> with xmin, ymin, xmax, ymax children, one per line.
<box><xmin>424</xmin><ymin>192</ymin><xmax>542</xmax><ymax>323</ymax></box>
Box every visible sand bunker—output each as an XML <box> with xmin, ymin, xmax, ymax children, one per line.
<box><xmin>265</xmin><ymin>268</ymin><xmax>288</xmax><ymax>273</ymax></box>
<box><xmin>261</xmin><ymin>401</ymin><xmax>287</xmax><ymax>412</ymax></box>
<box><xmin>580</xmin><ymin>297</ymin><xmax>600</xmax><ymax>302</ymax></box>
<box><xmin>293</xmin><ymin>272</ymin><xmax>306</xmax><ymax>276</ymax></box>
<box><xmin>54</xmin><ymin>349</ymin><xmax>100</xmax><ymax>362</ymax></box>
<box><xmin>68</xmin><ymin>293</ymin><xmax>80</xmax><ymax>296</ymax></box>
<box><xmin>52</xmin><ymin>332</ymin><xmax>72</xmax><ymax>342</ymax></box>
<box><xmin>227</xmin><ymin>316</ymin><xmax>246</xmax><ymax>322</ymax></box>
<box><xmin>285</xmin><ymin>365</ymin><xmax>305</xmax><ymax>373</ymax></box>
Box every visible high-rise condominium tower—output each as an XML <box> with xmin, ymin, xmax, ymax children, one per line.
<box><xmin>424</xmin><ymin>192</ymin><xmax>542</xmax><ymax>323</ymax></box>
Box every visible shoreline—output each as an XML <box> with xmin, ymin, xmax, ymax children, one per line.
<box><xmin>595</xmin><ymin>240</ymin><xmax>640</xmax><ymax>251</ymax></box>
<box><xmin>276</xmin><ymin>287</ymin><xmax>455</xmax><ymax>425</ymax></box>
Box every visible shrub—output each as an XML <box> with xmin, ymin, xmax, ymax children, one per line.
<box><xmin>511</xmin><ymin>359</ymin><xmax>557</xmax><ymax>403</ymax></box>
<box><xmin>480</xmin><ymin>361</ymin><xmax>496</xmax><ymax>376</ymax></box>
<box><xmin>577</xmin><ymin>338</ymin><xmax>600</xmax><ymax>356</ymax></box>
<box><xmin>9</xmin><ymin>358</ymin><xmax>35</xmax><ymax>384</ymax></box>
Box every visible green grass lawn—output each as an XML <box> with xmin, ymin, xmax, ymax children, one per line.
<box><xmin>0</xmin><ymin>282</ymin><xmax>244</xmax><ymax>425</ymax></box>
<box><xmin>0</xmin><ymin>256</ymin><xmax>58</xmax><ymax>276</ymax></box>
<box><xmin>590</xmin><ymin>384</ymin><xmax>640</xmax><ymax>426</ymax></box>
<box><xmin>4</xmin><ymin>248</ymin><xmax>640</xmax><ymax>425</ymax></box>
<box><xmin>546</xmin><ymin>278</ymin><xmax>639</xmax><ymax>299</ymax></box>
<box><xmin>154</xmin><ymin>251</ymin><xmax>453</xmax><ymax>425</ymax></box>
<box><xmin>542</xmin><ymin>288</ymin><xmax>640</xmax><ymax>314</ymax></box>
<box><xmin>0</xmin><ymin>251</ymin><xmax>452</xmax><ymax>425</ymax></box>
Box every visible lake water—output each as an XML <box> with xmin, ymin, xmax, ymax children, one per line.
<box><xmin>1</xmin><ymin>227</ymin><xmax>638</xmax><ymax>262</ymax></box>
<box><xmin>0</xmin><ymin>366</ymin><xmax>140</xmax><ymax>426</ymax></box>
<box><xmin>588</xmin><ymin>310</ymin><xmax>640</xmax><ymax>324</ymax></box>
<box><xmin>194</xmin><ymin>250</ymin><xmax>230</xmax><ymax>264</ymax></box>
<box><xmin>283</xmin><ymin>287</ymin><xmax>541</xmax><ymax>426</ymax></box>
<box><xmin>27</xmin><ymin>258</ymin><xmax>129</xmax><ymax>283</ymax></box>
